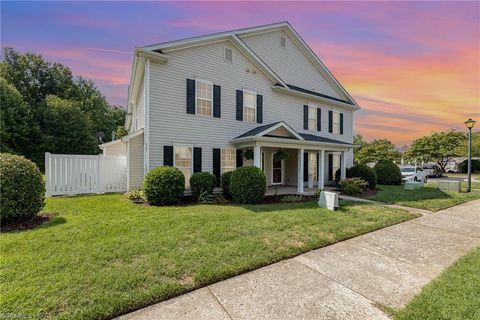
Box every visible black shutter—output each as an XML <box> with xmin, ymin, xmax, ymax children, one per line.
<box><xmin>328</xmin><ymin>154</ymin><xmax>333</xmax><ymax>180</ymax></box>
<box><xmin>236</xmin><ymin>90</ymin><xmax>243</xmax><ymax>121</ymax></box>
<box><xmin>193</xmin><ymin>147</ymin><xmax>202</xmax><ymax>173</ymax></box>
<box><xmin>164</xmin><ymin>146</ymin><xmax>173</xmax><ymax>166</ymax></box>
<box><xmin>236</xmin><ymin>149</ymin><xmax>243</xmax><ymax>167</ymax></box>
<box><xmin>328</xmin><ymin>110</ymin><xmax>333</xmax><ymax>133</ymax></box>
<box><xmin>186</xmin><ymin>79</ymin><xmax>195</xmax><ymax>114</ymax></box>
<box><xmin>317</xmin><ymin>108</ymin><xmax>321</xmax><ymax>131</ymax></box>
<box><xmin>256</xmin><ymin>94</ymin><xmax>263</xmax><ymax>124</ymax></box>
<box><xmin>303</xmin><ymin>105</ymin><xmax>308</xmax><ymax>130</ymax></box>
<box><xmin>213</xmin><ymin>148</ymin><xmax>221</xmax><ymax>186</ymax></box>
<box><xmin>317</xmin><ymin>152</ymin><xmax>320</xmax><ymax>182</ymax></box>
<box><xmin>340</xmin><ymin>113</ymin><xmax>344</xmax><ymax>134</ymax></box>
<box><xmin>304</xmin><ymin>152</ymin><xmax>309</xmax><ymax>182</ymax></box>
<box><xmin>213</xmin><ymin>85</ymin><xmax>221</xmax><ymax>118</ymax></box>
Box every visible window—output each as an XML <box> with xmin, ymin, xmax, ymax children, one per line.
<box><xmin>174</xmin><ymin>146</ymin><xmax>192</xmax><ymax>188</ymax></box>
<box><xmin>308</xmin><ymin>153</ymin><xmax>317</xmax><ymax>181</ymax></box>
<box><xmin>224</xmin><ymin>48</ymin><xmax>233</xmax><ymax>62</ymax></box>
<box><xmin>332</xmin><ymin>153</ymin><xmax>341</xmax><ymax>180</ymax></box>
<box><xmin>280</xmin><ymin>36</ymin><xmax>286</xmax><ymax>49</ymax></box>
<box><xmin>196</xmin><ymin>79</ymin><xmax>212</xmax><ymax>116</ymax></box>
<box><xmin>332</xmin><ymin>111</ymin><xmax>341</xmax><ymax>134</ymax></box>
<box><xmin>308</xmin><ymin>106</ymin><xmax>316</xmax><ymax>131</ymax></box>
<box><xmin>243</xmin><ymin>90</ymin><xmax>256</xmax><ymax>123</ymax></box>
<box><xmin>221</xmin><ymin>148</ymin><xmax>236</xmax><ymax>174</ymax></box>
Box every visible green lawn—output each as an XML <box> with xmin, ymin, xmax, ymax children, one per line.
<box><xmin>1</xmin><ymin>195</ymin><xmax>415</xmax><ymax>320</ymax></box>
<box><xmin>367</xmin><ymin>184</ymin><xmax>480</xmax><ymax>211</ymax></box>
<box><xmin>395</xmin><ymin>246</ymin><xmax>480</xmax><ymax>320</ymax></box>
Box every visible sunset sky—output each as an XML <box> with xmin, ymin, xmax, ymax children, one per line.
<box><xmin>2</xmin><ymin>1</ymin><xmax>479</xmax><ymax>145</ymax></box>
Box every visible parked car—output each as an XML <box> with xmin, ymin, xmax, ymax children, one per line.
<box><xmin>422</xmin><ymin>164</ymin><xmax>442</xmax><ymax>178</ymax></box>
<box><xmin>400</xmin><ymin>166</ymin><xmax>428</xmax><ymax>183</ymax></box>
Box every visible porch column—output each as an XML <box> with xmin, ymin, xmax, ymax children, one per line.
<box><xmin>318</xmin><ymin>149</ymin><xmax>325</xmax><ymax>190</ymax></box>
<box><xmin>297</xmin><ymin>148</ymin><xmax>304</xmax><ymax>193</ymax></box>
<box><xmin>341</xmin><ymin>151</ymin><xmax>347</xmax><ymax>179</ymax></box>
<box><xmin>253</xmin><ymin>146</ymin><xmax>261</xmax><ymax>168</ymax></box>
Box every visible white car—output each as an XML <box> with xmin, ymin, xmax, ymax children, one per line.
<box><xmin>400</xmin><ymin>166</ymin><xmax>428</xmax><ymax>183</ymax></box>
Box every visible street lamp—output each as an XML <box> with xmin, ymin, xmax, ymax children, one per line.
<box><xmin>464</xmin><ymin>118</ymin><xmax>476</xmax><ymax>192</ymax></box>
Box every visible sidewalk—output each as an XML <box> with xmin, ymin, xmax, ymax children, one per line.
<box><xmin>118</xmin><ymin>200</ymin><xmax>480</xmax><ymax>320</ymax></box>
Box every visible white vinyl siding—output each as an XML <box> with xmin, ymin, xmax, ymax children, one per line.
<box><xmin>308</xmin><ymin>152</ymin><xmax>317</xmax><ymax>181</ymax></box>
<box><xmin>174</xmin><ymin>146</ymin><xmax>193</xmax><ymax>187</ymax></box>
<box><xmin>221</xmin><ymin>148</ymin><xmax>236</xmax><ymax>174</ymax></box>
<box><xmin>196</xmin><ymin>79</ymin><xmax>213</xmax><ymax>116</ymax></box>
<box><xmin>308</xmin><ymin>106</ymin><xmax>316</xmax><ymax>131</ymax></box>
<box><xmin>332</xmin><ymin>111</ymin><xmax>341</xmax><ymax>134</ymax></box>
<box><xmin>243</xmin><ymin>90</ymin><xmax>256</xmax><ymax>123</ymax></box>
<box><xmin>127</xmin><ymin>133</ymin><xmax>144</xmax><ymax>189</ymax></box>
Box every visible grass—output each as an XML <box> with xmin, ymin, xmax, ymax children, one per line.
<box><xmin>1</xmin><ymin>195</ymin><xmax>415</xmax><ymax>320</ymax></box>
<box><xmin>395</xmin><ymin>246</ymin><xmax>480</xmax><ymax>320</ymax></box>
<box><xmin>367</xmin><ymin>183</ymin><xmax>480</xmax><ymax>211</ymax></box>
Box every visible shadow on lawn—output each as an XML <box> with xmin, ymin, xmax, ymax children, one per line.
<box><xmin>371</xmin><ymin>185</ymin><xmax>454</xmax><ymax>204</ymax></box>
<box><xmin>240</xmin><ymin>199</ymin><xmax>365</xmax><ymax>213</ymax></box>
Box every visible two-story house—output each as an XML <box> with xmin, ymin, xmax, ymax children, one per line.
<box><xmin>100</xmin><ymin>21</ymin><xmax>360</xmax><ymax>194</ymax></box>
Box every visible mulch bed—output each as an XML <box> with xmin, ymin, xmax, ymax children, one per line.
<box><xmin>1</xmin><ymin>213</ymin><xmax>55</xmax><ymax>232</ymax></box>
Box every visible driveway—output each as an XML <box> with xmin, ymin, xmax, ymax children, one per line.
<box><xmin>118</xmin><ymin>200</ymin><xmax>480</xmax><ymax>320</ymax></box>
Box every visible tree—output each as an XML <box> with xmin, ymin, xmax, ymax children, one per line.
<box><xmin>0</xmin><ymin>77</ymin><xmax>38</xmax><ymax>157</ymax></box>
<box><xmin>405</xmin><ymin>130</ymin><xmax>467</xmax><ymax>171</ymax></box>
<box><xmin>353</xmin><ymin>134</ymin><xmax>366</xmax><ymax>161</ymax></box>
<box><xmin>455</xmin><ymin>131</ymin><xmax>480</xmax><ymax>158</ymax></box>
<box><xmin>355</xmin><ymin>139</ymin><xmax>401</xmax><ymax>164</ymax></box>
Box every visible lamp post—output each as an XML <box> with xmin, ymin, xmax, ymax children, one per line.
<box><xmin>464</xmin><ymin>118</ymin><xmax>476</xmax><ymax>192</ymax></box>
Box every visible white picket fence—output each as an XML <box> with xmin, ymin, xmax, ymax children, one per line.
<box><xmin>45</xmin><ymin>153</ymin><xmax>127</xmax><ymax>196</ymax></box>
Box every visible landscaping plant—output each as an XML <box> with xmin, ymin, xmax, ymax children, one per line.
<box><xmin>281</xmin><ymin>194</ymin><xmax>304</xmax><ymax>203</ymax></box>
<box><xmin>346</xmin><ymin>164</ymin><xmax>377</xmax><ymax>189</ymax></box>
<box><xmin>143</xmin><ymin>166</ymin><xmax>185</xmax><ymax>205</ymax></box>
<box><xmin>0</xmin><ymin>153</ymin><xmax>45</xmax><ymax>222</ymax></box>
<box><xmin>197</xmin><ymin>190</ymin><xmax>215</xmax><ymax>204</ymax></box>
<box><xmin>242</xmin><ymin>148</ymin><xmax>254</xmax><ymax>160</ymax></box>
<box><xmin>125</xmin><ymin>189</ymin><xmax>145</xmax><ymax>201</ymax></box>
<box><xmin>221</xmin><ymin>171</ymin><xmax>234</xmax><ymax>199</ymax></box>
<box><xmin>189</xmin><ymin>172</ymin><xmax>216</xmax><ymax>198</ymax></box>
<box><xmin>374</xmin><ymin>159</ymin><xmax>402</xmax><ymax>185</ymax></box>
<box><xmin>230</xmin><ymin>166</ymin><xmax>266</xmax><ymax>204</ymax></box>
<box><xmin>338</xmin><ymin>177</ymin><xmax>368</xmax><ymax>195</ymax></box>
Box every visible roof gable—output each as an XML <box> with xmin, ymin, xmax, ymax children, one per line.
<box><xmin>234</xmin><ymin>121</ymin><xmax>304</xmax><ymax>140</ymax></box>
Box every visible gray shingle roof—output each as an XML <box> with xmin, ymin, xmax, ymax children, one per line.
<box><xmin>299</xmin><ymin>133</ymin><xmax>352</xmax><ymax>145</ymax></box>
<box><xmin>234</xmin><ymin>122</ymin><xmax>283</xmax><ymax>139</ymax></box>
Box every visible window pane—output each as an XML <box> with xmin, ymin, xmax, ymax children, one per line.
<box><xmin>332</xmin><ymin>154</ymin><xmax>340</xmax><ymax>179</ymax></box>
<box><xmin>332</xmin><ymin>112</ymin><xmax>340</xmax><ymax>134</ymax></box>
<box><xmin>175</xmin><ymin>146</ymin><xmax>192</xmax><ymax>188</ymax></box>
<box><xmin>308</xmin><ymin>107</ymin><xmax>316</xmax><ymax>130</ymax></box>
<box><xmin>196</xmin><ymin>81</ymin><xmax>212</xmax><ymax>116</ymax></box>
<box><xmin>222</xmin><ymin>148</ymin><xmax>236</xmax><ymax>173</ymax></box>
<box><xmin>309</xmin><ymin>153</ymin><xmax>317</xmax><ymax>181</ymax></box>
<box><xmin>243</xmin><ymin>91</ymin><xmax>256</xmax><ymax>122</ymax></box>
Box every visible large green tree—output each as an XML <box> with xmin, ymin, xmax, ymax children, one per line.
<box><xmin>354</xmin><ymin>138</ymin><xmax>401</xmax><ymax>164</ymax></box>
<box><xmin>405</xmin><ymin>130</ymin><xmax>467</xmax><ymax>171</ymax></box>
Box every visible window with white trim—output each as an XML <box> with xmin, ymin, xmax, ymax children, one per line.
<box><xmin>224</xmin><ymin>47</ymin><xmax>233</xmax><ymax>62</ymax></box>
<box><xmin>332</xmin><ymin>111</ymin><xmax>340</xmax><ymax>134</ymax></box>
<box><xmin>243</xmin><ymin>90</ymin><xmax>256</xmax><ymax>123</ymax></box>
<box><xmin>308</xmin><ymin>153</ymin><xmax>317</xmax><ymax>181</ymax></box>
<box><xmin>221</xmin><ymin>148</ymin><xmax>236</xmax><ymax>174</ymax></box>
<box><xmin>308</xmin><ymin>106</ymin><xmax>316</xmax><ymax>131</ymax></box>
<box><xmin>196</xmin><ymin>79</ymin><xmax>212</xmax><ymax>116</ymax></box>
<box><xmin>174</xmin><ymin>146</ymin><xmax>193</xmax><ymax>188</ymax></box>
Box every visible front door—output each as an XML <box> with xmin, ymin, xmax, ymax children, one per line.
<box><xmin>272</xmin><ymin>157</ymin><xmax>283</xmax><ymax>185</ymax></box>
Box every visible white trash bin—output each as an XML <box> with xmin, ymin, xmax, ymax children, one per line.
<box><xmin>318</xmin><ymin>191</ymin><xmax>339</xmax><ymax>211</ymax></box>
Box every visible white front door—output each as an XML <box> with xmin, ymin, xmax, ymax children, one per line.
<box><xmin>272</xmin><ymin>156</ymin><xmax>284</xmax><ymax>185</ymax></box>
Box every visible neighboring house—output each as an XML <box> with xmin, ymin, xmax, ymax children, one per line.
<box><xmin>100</xmin><ymin>21</ymin><xmax>360</xmax><ymax>193</ymax></box>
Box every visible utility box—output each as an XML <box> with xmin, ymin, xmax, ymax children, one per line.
<box><xmin>437</xmin><ymin>180</ymin><xmax>461</xmax><ymax>193</ymax></box>
<box><xmin>318</xmin><ymin>191</ymin><xmax>339</xmax><ymax>211</ymax></box>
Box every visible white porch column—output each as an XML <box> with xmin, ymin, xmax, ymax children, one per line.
<box><xmin>341</xmin><ymin>151</ymin><xmax>347</xmax><ymax>180</ymax></box>
<box><xmin>253</xmin><ymin>146</ymin><xmax>261</xmax><ymax>168</ymax></box>
<box><xmin>297</xmin><ymin>148</ymin><xmax>304</xmax><ymax>193</ymax></box>
<box><xmin>318</xmin><ymin>149</ymin><xmax>325</xmax><ymax>190</ymax></box>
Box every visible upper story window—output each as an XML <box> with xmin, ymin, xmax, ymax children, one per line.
<box><xmin>332</xmin><ymin>111</ymin><xmax>341</xmax><ymax>134</ymax></box>
<box><xmin>174</xmin><ymin>146</ymin><xmax>193</xmax><ymax>188</ymax></box>
<box><xmin>308</xmin><ymin>106</ymin><xmax>317</xmax><ymax>131</ymax></box>
<box><xmin>243</xmin><ymin>90</ymin><xmax>257</xmax><ymax>123</ymax></box>
<box><xmin>224</xmin><ymin>47</ymin><xmax>233</xmax><ymax>62</ymax></box>
<box><xmin>196</xmin><ymin>79</ymin><xmax>213</xmax><ymax>116</ymax></box>
<box><xmin>221</xmin><ymin>148</ymin><xmax>236</xmax><ymax>174</ymax></box>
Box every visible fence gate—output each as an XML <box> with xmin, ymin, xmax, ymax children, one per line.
<box><xmin>45</xmin><ymin>153</ymin><xmax>127</xmax><ymax>196</ymax></box>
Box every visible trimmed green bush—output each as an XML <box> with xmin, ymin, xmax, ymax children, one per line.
<box><xmin>346</xmin><ymin>164</ymin><xmax>377</xmax><ymax>190</ymax></box>
<box><xmin>374</xmin><ymin>160</ymin><xmax>402</xmax><ymax>185</ymax></box>
<box><xmin>143</xmin><ymin>166</ymin><xmax>185</xmax><ymax>205</ymax></box>
<box><xmin>338</xmin><ymin>177</ymin><xmax>368</xmax><ymax>191</ymax></box>
<box><xmin>343</xmin><ymin>184</ymin><xmax>363</xmax><ymax>195</ymax></box>
<box><xmin>190</xmin><ymin>172</ymin><xmax>216</xmax><ymax>198</ymax></box>
<box><xmin>221</xmin><ymin>171</ymin><xmax>234</xmax><ymax>199</ymax></box>
<box><xmin>0</xmin><ymin>153</ymin><xmax>45</xmax><ymax>222</ymax></box>
<box><xmin>230</xmin><ymin>166</ymin><xmax>266</xmax><ymax>204</ymax></box>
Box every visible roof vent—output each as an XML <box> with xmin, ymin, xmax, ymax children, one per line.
<box><xmin>224</xmin><ymin>47</ymin><xmax>233</xmax><ymax>62</ymax></box>
<box><xmin>280</xmin><ymin>36</ymin><xmax>286</xmax><ymax>49</ymax></box>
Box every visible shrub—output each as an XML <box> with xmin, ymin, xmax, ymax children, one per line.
<box><xmin>334</xmin><ymin>168</ymin><xmax>341</xmax><ymax>183</ymax></box>
<box><xmin>230</xmin><ymin>166</ymin><xmax>266</xmax><ymax>204</ymax></box>
<box><xmin>281</xmin><ymin>194</ymin><xmax>304</xmax><ymax>203</ymax></box>
<box><xmin>197</xmin><ymin>190</ymin><xmax>214</xmax><ymax>204</ymax></box>
<box><xmin>338</xmin><ymin>177</ymin><xmax>368</xmax><ymax>191</ymax></box>
<box><xmin>190</xmin><ymin>172</ymin><xmax>216</xmax><ymax>198</ymax></box>
<box><xmin>143</xmin><ymin>166</ymin><xmax>185</xmax><ymax>205</ymax></box>
<box><xmin>346</xmin><ymin>164</ymin><xmax>377</xmax><ymax>190</ymax></box>
<box><xmin>221</xmin><ymin>171</ymin><xmax>234</xmax><ymax>199</ymax></box>
<box><xmin>125</xmin><ymin>189</ymin><xmax>144</xmax><ymax>201</ymax></box>
<box><xmin>459</xmin><ymin>159</ymin><xmax>480</xmax><ymax>173</ymax></box>
<box><xmin>343</xmin><ymin>184</ymin><xmax>363</xmax><ymax>195</ymax></box>
<box><xmin>374</xmin><ymin>160</ymin><xmax>402</xmax><ymax>185</ymax></box>
<box><xmin>0</xmin><ymin>153</ymin><xmax>45</xmax><ymax>222</ymax></box>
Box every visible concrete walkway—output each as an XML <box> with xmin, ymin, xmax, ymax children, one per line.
<box><xmin>118</xmin><ymin>200</ymin><xmax>480</xmax><ymax>320</ymax></box>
